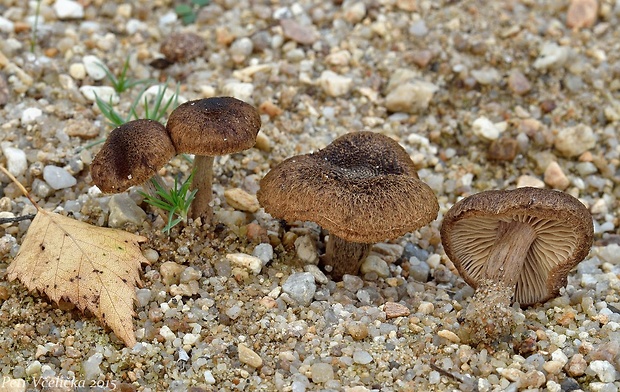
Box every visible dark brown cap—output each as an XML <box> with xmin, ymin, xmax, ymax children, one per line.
<box><xmin>441</xmin><ymin>187</ymin><xmax>594</xmax><ymax>306</ymax></box>
<box><xmin>91</xmin><ymin>119</ymin><xmax>176</xmax><ymax>193</ymax></box>
<box><xmin>166</xmin><ymin>97</ymin><xmax>261</xmax><ymax>156</ymax></box>
<box><xmin>257</xmin><ymin>131</ymin><xmax>439</xmax><ymax>243</ymax></box>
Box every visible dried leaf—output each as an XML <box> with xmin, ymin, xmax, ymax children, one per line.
<box><xmin>7</xmin><ymin>210</ymin><xmax>148</xmax><ymax>347</ymax></box>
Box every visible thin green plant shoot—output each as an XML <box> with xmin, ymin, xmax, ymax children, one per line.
<box><xmin>175</xmin><ymin>0</ymin><xmax>211</xmax><ymax>25</ymax></box>
<box><xmin>94</xmin><ymin>83</ymin><xmax>179</xmax><ymax>127</ymax></box>
<box><xmin>141</xmin><ymin>171</ymin><xmax>198</xmax><ymax>234</ymax></box>
<box><xmin>30</xmin><ymin>0</ymin><xmax>42</xmax><ymax>53</ymax></box>
<box><xmin>97</xmin><ymin>56</ymin><xmax>154</xmax><ymax>94</ymax></box>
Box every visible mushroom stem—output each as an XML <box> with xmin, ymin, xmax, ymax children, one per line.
<box><xmin>463</xmin><ymin>220</ymin><xmax>538</xmax><ymax>344</ymax></box>
<box><xmin>463</xmin><ymin>279</ymin><xmax>515</xmax><ymax>344</ymax></box>
<box><xmin>483</xmin><ymin>220</ymin><xmax>537</xmax><ymax>287</ymax></box>
<box><xmin>322</xmin><ymin>234</ymin><xmax>372</xmax><ymax>280</ymax></box>
<box><xmin>189</xmin><ymin>155</ymin><xmax>215</xmax><ymax>222</ymax></box>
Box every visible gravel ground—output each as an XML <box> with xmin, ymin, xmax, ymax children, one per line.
<box><xmin>1</xmin><ymin>0</ymin><xmax>620</xmax><ymax>391</ymax></box>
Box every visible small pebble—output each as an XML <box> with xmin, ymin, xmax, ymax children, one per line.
<box><xmin>342</xmin><ymin>274</ymin><xmax>364</xmax><ymax>292</ymax></box>
<box><xmin>43</xmin><ymin>165</ymin><xmax>76</xmax><ymax>190</ymax></box>
<box><xmin>508</xmin><ymin>70</ymin><xmax>532</xmax><ymax>95</ymax></box>
<box><xmin>385</xmin><ymin>80</ymin><xmax>438</xmax><ymax>114</ymax></box>
<box><xmin>472</xmin><ymin>116</ymin><xmax>506</xmax><ymax>141</ymax></box>
<box><xmin>384</xmin><ymin>302</ymin><xmax>410</xmax><ymax>319</ymax></box>
<box><xmin>437</xmin><ymin>329</ymin><xmax>461</xmax><ymax>343</ymax></box>
<box><xmin>0</xmin><ymin>72</ymin><xmax>8</xmax><ymax>106</ymax></box>
<box><xmin>533</xmin><ymin>42</ymin><xmax>570</xmax><ymax>70</ymax></box>
<box><xmin>310</xmin><ymin>362</ymin><xmax>334</xmax><ymax>383</ymax></box>
<box><xmin>159</xmin><ymin>325</ymin><xmax>176</xmax><ymax>341</ymax></box>
<box><xmin>544</xmin><ymin>161</ymin><xmax>570</xmax><ymax>190</ymax></box>
<box><xmin>295</xmin><ymin>235</ymin><xmax>319</xmax><ymax>265</ymax></box>
<box><xmin>21</xmin><ymin>107</ymin><xmax>42</xmax><ymax>125</ymax></box>
<box><xmin>517</xmin><ymin>370</ymin><xmax>546</xmax><ymax>389</ymax></box>
<box><xmin>252</xmin><ymin>243</ymin><xmax>274</xmax><ymax>264</ymax></box>
<box><xmin>347</xmin><ymin>321</ymin><xmax>369</xmax><ymax>340</ymax></box>
<box><xmin>282</xmin><ymin>272</ymin><xmax>316</xmax><ymax>306</ymax></box>
<box><xmin>303</xmin><ymin>264</ymin><xmax>329</xmax><ymax>285</ymax></box>
<box><xmin>107</xmin><ymin>193</ymin><xmax>146</xmax><ymax>227</ymax></box>
<box><xmin>82</xmin><ymin>55</ymin><xmax>107</xmax><ymax>81</ymax></box>
<box><xmin>83</xmin><ymin>352</ymin><xmax>103</xmax><ymax>380</ymax></box>
<box><xmin>567</xmin><ymin>0</ymin><xmax>598</xmax><ymax>29</ymax></box>
<box><xmin>159</xmin><ymin>261</ymin><xmax>185</xmax><ymax>286</ymax></box>
<box><xmin>353</xmin><ymin>350</ymin><xmax>373</xmax><ymax>365</ymax></box>
<box><xmin>53</xmin><ymin>0</ymin><xmax>84</xmax><ymax>19</ymax></box>
<box><xmin>418</xmin><ymin>301</ymin><xmax>434</xmax><ymax>315</ymax></box>
<box><xmin>587</xmin><ymin>360</ymin><xmax>617</xmax><ymax>383</ymax></box>
<box><xmin>238</xmin><ymin>343</ymin><xmax>263</xmax><ymax>368</ymax></box>
<box><xmin>204</xmin><ymin>370</ymin><xmax>216</xmax><ymax>384</ymax></box>
<box><xmin>222</xmin><ymin>81</ymin><xmax>254</xmax><ymax>102</ymax></box>
<box><xmin>396</xmin><ymin>0</ymin><xmax>417</xmax><ymax>11</ymax></box>
<box><xmin>230</xmin><ymin>37</ymin><xmax>253</xmax><ymax>63</ymax></box>
<box><xmin>79</xmin><ymin>85</ymin><xmax>119</xmax><ymax>104</ymax></box>
<box><xmin>224</xmin><ymin>188</ymin><xmax>260</xmax><ymax>212</ymax></box>
<box><xmin>360</xmin><ymin>255</ymin><xmax>390</xmax><ymax>278</ymax></box>
<box><xmin>517</xmin><ymin>175</ymin><xmax>545</xmax><ymax>188</ymax></box>
<box><xmin>226</xmin><ymin>253</ymin><xmax>263</xmax><ymax>274</ymax></box>
<box><xmin>64</xmin><ymin>118</ymin><xmax>100</xmax><ymax>139</ymax></box>
<box><xmin>554</xmin><ymin>124</ymin><xmax>596</xmax><ymax>157</ymax></box>
<box><xmin>318</xmin><ymin>70</ymin><xmax>353</xmax><ymax>97</ymax></box>
<box><xmin>488</xmin><ymin>138</ymin><xmax>518</xmax><ymax>161</ymax></box>
<box><xmin>1</xmin><ymin>144</ymin><xmax>27</xmax><ymax>177</ymax></box>
<box><xmin>470</xmin><ymin>67</ymin><xmax>501</xmax><ymax>85</ymax></box>
<box><xmin>566</xmin><ymin>353</ymin><xmax>588</xmax><ymax>377</ymax></box>
<box><xmin>280</xmin><ymin>19</ymin><xmax>318</xmax><ymax>45</ymax></box>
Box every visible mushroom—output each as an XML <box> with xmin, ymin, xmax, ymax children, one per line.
<box><xmin>257</xmin><ymin>131</ymin><xmax>439</xmax><ymax>280</ymax></box>
<box><xmin>91</xmin><ymin>119</ymin><xmax>176</xmax><ymax>193</ymax></box>
<box><xmin>440</xmin><ymin>187</ymin><xmax>593</xmax><ymax>344</ymax></box>
<box><xmin>166</xmin><ymin>96</ymin><xmax>261</xmax><ymax>222</ymax></box>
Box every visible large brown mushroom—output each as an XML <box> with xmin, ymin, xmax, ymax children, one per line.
<box><xmin>166</xmin><ymin>97</ymin><xmax>261</xmax><ymax>222</ymax></box>
<box><xmin>441</xmin><ymin>187</ymin><xmax>593</xmax><ymax>344</ymax></box>
<box><xmin>91</xmin><ymin>119</ymin><xmax>176</xmax><ymax>193</ymax></box>
<box><xmin>257</xmin><ymin>131</ymin><xmax>439</xmax><ymax>280</ymax></box>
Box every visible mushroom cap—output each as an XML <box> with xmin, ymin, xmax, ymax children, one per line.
<box><xmin>160</xmin><ymin>32</ymin><xmax>205</xmax><ymax>63</ymax></box>
<box><xmin>440</xmin><ymin>187</ymin><xmax>594</xmax><ymax>306</ymax></box>
<box><xmin>91</xmin><ymin>119</ymin><xmax>176</xmax><ymax>193</ymax></box>
<box><xmin>166</xmin><ymin>96</ymin><xmax>261</xmax><ymax>156</ymax></box>
<box><xmin>257</xmin><ymin>131</ymin><xmax>439</xmax><ymax>243</ymax></box>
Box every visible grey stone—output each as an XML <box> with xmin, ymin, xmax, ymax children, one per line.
<box><xmin>282</xmin><ymin>272</ymin><xmax>316</xmax><ymax>306</ymax></box>
<box><xmin>108</xmin><ymin>193</ymin><xmax>146</xmax><ymax>228</ymax></box>
<box><xmin>1</xmin><ymin>144</ymin><xmax>27</xmax><ymax>177</ymax></box>
<box><xmin>43</xmin><ymin>165</ymin><xmax>77</xmax><ymax>190</ymax></box>
<box><xmin>252</xmin><ymin>243</ymin><xmax>274</xmax><ymax>265</ymax></box>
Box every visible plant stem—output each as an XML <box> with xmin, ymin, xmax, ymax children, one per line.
<box><xmin>0</xmin><ymin>165</ymin><xmax>40</xmax><ymax>210</ymax></box>
<box><xmin>30</xmin><ymin>0</ymin><xmax>42</xmax><ymax>53</ymax></box>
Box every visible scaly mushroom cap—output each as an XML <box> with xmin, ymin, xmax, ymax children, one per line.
<box><xmin>91</xmin><ymin>119</ymin><xmax>176</xmax><ymax>193</ymax></box>
<box><xmin>166</xmin><ymin>96</ymin><xmax>261</xmax><ymax>156</ymax></box>
<box><xmin>257</xmin><ymin>131</ymin><xmax>439</xmax><ymax>243</ymax></box>
<box><xmin>441</xmin><ymin>187</ymin><xmax>594</xmax><ymax>306</ymax></box>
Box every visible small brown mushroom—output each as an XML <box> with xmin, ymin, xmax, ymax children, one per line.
<box><xmin>160</xmin><ymin>32</ymin><xmax>206</xmax><ymax>64</ymax></box>
<box><xmin>257</xmin><ymin>131</ymin><xmax>439</xmax><ymax>280</ymax></box>
<box><xmin>91</xmin><ymin>119</ymin><xmax>176</xmax><ymax>193</ymax></box>
<box><xmin>166</xmin><ymin>96</ymin><xmax>261</xmax><ymax>222</ymax></box>
<box><xmin>441</xmin><ymin>187</ymin><xmax>593</xmax><ymax>344</ymax></box>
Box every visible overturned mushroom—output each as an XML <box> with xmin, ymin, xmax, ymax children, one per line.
<box><xmin>91</xmin><ymin>119</ymin><xmax>176</xmax><ymax>193</ymax></box>
<box><xmin>257</xmin><ymin>131</ymin><xmax>439</xmax><ymax>280</ymax></box>
<box><xmin>441</xmin><ymin>187</ymin><xmax>593</xmax><ymax>344</ymax></box>
<box><xmin>166</xmin><ymin>96</ymin><xmax>261</xmax><ymax>222</ymax></box>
